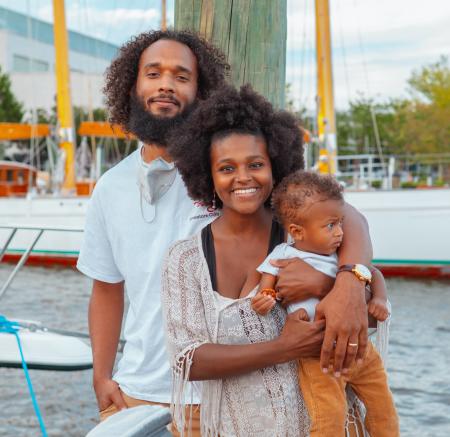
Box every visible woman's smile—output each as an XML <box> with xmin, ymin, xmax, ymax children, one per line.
<box><xmin>210</xmin><ymin>133</ymin><xmax>274</xmax><ymax>214</ymax></box>
<box><xmin>232</xmin><ymin>187</ymin><xmax>260</xmax><ymax>197</ymax></box>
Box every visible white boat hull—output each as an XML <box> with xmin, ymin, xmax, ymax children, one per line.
<box><xmin>1</xmin><ymin>189</ymin><xmax>449</xmax><ymax>276</ymax></box>
<box><xmin>0</xmin><ymin>325</ymin><xmax>92</xmax><ymax>371</ymax></box>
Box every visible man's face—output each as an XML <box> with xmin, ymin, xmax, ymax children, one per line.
<box><xmin>135</xmin><ymin>39</ymin><xmax>199</xmax><ymax>118</ymax></box>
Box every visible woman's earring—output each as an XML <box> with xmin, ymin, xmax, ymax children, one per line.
<box><xmin>212</xmin><ymin>192</ymin><xmax>217</xmax><ymax>210</ymax></box>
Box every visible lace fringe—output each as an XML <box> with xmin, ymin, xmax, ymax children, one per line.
<box><xmin>345</xmin><ymin>390</ymin><xmax>370</xmax><ymax>437</ymax></box>
<box><xmin>344</xmin><ymin>299</ymin><xmax>392</xmax><ymax>437</ymax></box>
<box><xmin>171</xmin><ymin>343</ymin><xmax>202</xmax><ymax>437</ymax></box>
<box><xmin>375</xmin><ymin>300</ymin><xmax>392</xmax><ymax>366</ymax></box>
<box><xmin>171</xmin><ymin>341</ymin><xmax>223</xmax><ymax>437</ymax></box>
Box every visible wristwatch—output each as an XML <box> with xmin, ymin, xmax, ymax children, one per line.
<box><xmin>337</xmin><ymin>264</ymin><xmax>372</xmax><ymax>284</ymax></box>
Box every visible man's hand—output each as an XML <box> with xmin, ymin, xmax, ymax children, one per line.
<box><xmin>315</xmin><ymin>272</ymin><xmax>368</xmax><ymax>376</ymax></box>
<box><xmin>271</xmin><ymin>258</ymin><xmax>334</xmax><ymax>305</ymax></box>
<box><xmin>94</xmin><ymin>377</ymin><xmax>127</xmax><ymax>412</ymax></box>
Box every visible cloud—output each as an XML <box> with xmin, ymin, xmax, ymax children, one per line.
<box><xmin>33</xmin><ymin>3</ymin><xmax>161</xmax><ymax>44</ymax></box>
<box><xmin>286</xmin><ymin>0</ymin><xmax>450</xmax><ymax>109</ymax></box>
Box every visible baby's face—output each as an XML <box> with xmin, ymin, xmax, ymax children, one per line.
<box><xmin>295</xmin><ymin>199</ymin><xmax>345</xmax><ymax>255</ymax></box>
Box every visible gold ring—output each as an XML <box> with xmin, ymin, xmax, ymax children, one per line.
<box><xmin>348</xmin><ymin>343</ymin><xmax>358</xmax><ymax>347</ymax></box>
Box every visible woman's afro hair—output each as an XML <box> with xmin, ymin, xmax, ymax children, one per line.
<box><xmin>104</xmin><ymin>29</ymin><xmax>230</xmax><ymax>127</ymax></box>
<box><xmin>169</xmin><ymin>84</ymin><xmax>305</xmax><ymax>209</ymax></box>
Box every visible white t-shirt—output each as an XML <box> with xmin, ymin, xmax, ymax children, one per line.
<box><xmin>77</xmin><ymin>149</ymin><xmax>217</xmax><ymax>403</ymax></box>
<box><xmin>257</xmin><ymin>243</ymin><xmax>337</xmax><ymax>320</ymax></box>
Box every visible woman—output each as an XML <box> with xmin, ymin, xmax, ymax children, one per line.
<box><xmin>162</xmin><ymin>85</ymin><xmax>363</xmax><ymax>436</ymax></box>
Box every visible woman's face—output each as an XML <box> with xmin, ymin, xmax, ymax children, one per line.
<box><xmin>210</xmin><ymin>133</ymin><xmax>273</xmax><ymax>215</ymax></box>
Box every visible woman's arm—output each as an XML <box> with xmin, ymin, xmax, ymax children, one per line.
<box><xmin>190</xmin><ymin>312</ymin><xmax>325</xmax><ymax>381</ymax></box>
<box><xmin>161</xmin><ymin>241</ymin><xmax>324</xmax><ymax>382</ymax></box>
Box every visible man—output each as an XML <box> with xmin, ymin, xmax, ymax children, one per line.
<box><xmin>78</xmin><ymin>29</ymin><xmax>372</xmax><ymax>435</ymax></box>
<box><xmin>77</xmin><ymin>30</ymin><xmax>228</xmax><ymax>435</ymax></box>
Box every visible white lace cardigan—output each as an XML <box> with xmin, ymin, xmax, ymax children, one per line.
<box><xmin>161</xmin><ymin>233</ymin><xmax>380</xmax><ymax>437</ymax></box>
<box><xmin>161</xmin><ymin>233</ymin><xmax>310</xmax><ymax>437</ymax></box>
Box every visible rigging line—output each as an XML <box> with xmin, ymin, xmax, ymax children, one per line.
<box><xmin>336</xmin><ymin>0</ymin><xmax>352</xmax><ymax>107</ymax></box>
<box><xmin>353</xmin><ymin>0</ymin><xmax>371</xmax><ymax>97</ymax></box>
<box><xmin>103</xmin><ymin>0</ymin><xmax>119</xmax><ymax>44</ymax></box>
<box><xmin>25</xmin><ymin>0</ymin><xmax>39</xmax><ymax>180</ymax></box>
<box><xmin>353</xmin><ymin>0</ymin><xmax>386</xmax><ymax>174</ymax></box>
<box><xmin>135</xmin><ymin>0</ymin><xmax>154</xmax><ymax>34</ymax></box>
<box><xmin>336</xmin><ymin>0</ymin><xmax>357</xmax><ymax>147</ymax></box>
<box><xmin>307</xmin><ymin>0</ymin><xmax>315</xmax><ymax>117</ymax></box>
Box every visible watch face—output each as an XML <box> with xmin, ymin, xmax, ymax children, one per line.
<box><xmin>355</xmin><ymin>264</ymin><xmax>371</xmax><ymax>279</ymax></box>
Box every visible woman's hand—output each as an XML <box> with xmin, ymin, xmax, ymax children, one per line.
<box><xmin>277</xmin><ymin>309</ymin><xmax>325</xmax><ymax>361</ymax></box>
<box><xmin>271</xmin><ymin>258</ymin><xmax>334</xmax><ymax>305</ymax></box>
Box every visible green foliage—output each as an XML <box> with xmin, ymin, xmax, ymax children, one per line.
<box><xmin>400</xmin><ymin>181</ymin><xmax>418</xmax><ymax>189</ymax></box>
<box><xmin>0</xmin><ymin>65</ymin><xmax>24</xmax><ymax>122</ymax></box>
<box><xmin>408</xmin><ymin>56</ymin><xmax>450</xmax><ymax>108</ymax></box>
<box><xmin>336</xmin><ymin>95</ymin><xmax>398</xmax><ymax>155</ymax></box>
<box><xmin>336</xmin><ymin>56</ymin><xmax>450</xmax><ymax>157</ymax></box>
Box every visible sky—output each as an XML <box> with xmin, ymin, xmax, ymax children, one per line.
<box><xmin>1</xmin><ymin>0</ymin><xmax>449</xmax><ymax>110</ymax></box>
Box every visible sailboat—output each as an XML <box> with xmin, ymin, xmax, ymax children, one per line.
<box><xmin>0</xmin><ymin>1</ymin><xmax>94</xmax><ymax>377</ymax></box>
<box><xmin>312</xmin><ymin>0</ymin><xmax>450</xmax><ymax>278</ymax></box>
<box><xmin>0</xmin><ymin>0</ymin><xmax>449</xmax><ymax>276</ymax></box>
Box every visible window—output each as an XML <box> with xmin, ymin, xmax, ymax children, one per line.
<box><xmin>13</xmin><ymin>54</ymin><xmax>30</xmax><ymax>72</ymax></box>
<box><xmin>12</xmin><ymin>55</ymin><xmax>49</xmax><ymax>72</ymax></box>
<box><xmin>32</xmin><ymin>59</ymin><xmax>49</xmax><ymax>72</ymax></box>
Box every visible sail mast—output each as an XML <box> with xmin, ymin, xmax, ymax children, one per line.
<box><xmin>315</xmin><ymin>0</ymin><xmax>337</xmax><ymax>174</ymax></box>
<box><xmin>52</xmin><ymin>0</ymin><xmax>75</xmax><ymax>191</ymax></box>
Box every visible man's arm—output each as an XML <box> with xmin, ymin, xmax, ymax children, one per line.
<box><xmin>270</xmin><ymin>259</ymin><xmax>334</xmax><ymax>303</ymax></box>
<box><xmin>89</xmin><ymin>279</ymin><xmax>127</xmax><ymax>412</ymax></box>
<box><xmin>315</xmin><ymin>202</ymin><xmax>372</xmax><ymax>376</ymax></box>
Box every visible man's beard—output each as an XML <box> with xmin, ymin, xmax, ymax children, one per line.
<box><xmin>126</xmin><ymin>92</ymin><xmax>195</xmax><ymax>147</ymax></box>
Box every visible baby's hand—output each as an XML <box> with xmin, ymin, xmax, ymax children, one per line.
<box><xmin>368</xmin><ymin>297</ymin><xmax>389</xmax><ymax>321</ymax></box>
<box><xmin>293</xmin><ymin>308</ymin><xmax>310</xmax><ymax>322</ymax></box>
<box><xmin>251</xmin><ymin>290</ymin><xmax>276</xmax><ymax>315</ymax></box>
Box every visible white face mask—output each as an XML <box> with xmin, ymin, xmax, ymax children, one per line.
<box><xmin>138</xmin><ymin>156</ymin><xmax>177</xmax><ymax>205</ymax></box>
<box><xmin>137</xmin><ymin>154</ymin><xmax>177</xmax><ymax>223</ymax></box>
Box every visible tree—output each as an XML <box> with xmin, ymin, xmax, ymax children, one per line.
<box><xmin>0</xmin><ymin>65</ymin><xmax>24</xmax><ymax>122</ymax></box>
<box><xmin>408</xmin><ymin>56</ymin><xmax>450</xmax><ymax>108</ymax></box>
<box><xmin>336</xmin><ymin>95</ymin><xmax>400</xmax><ymax>156</ymax></box>
<box><xmin>398</xmin><ymin>56</ymin><xmax>450</xmax><ymax>154</ymax></box>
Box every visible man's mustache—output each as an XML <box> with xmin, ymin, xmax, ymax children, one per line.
<box><xmin>148</xmin><ymin>94</ymin><xmax>180</xmax><ymax>106</ymax></box>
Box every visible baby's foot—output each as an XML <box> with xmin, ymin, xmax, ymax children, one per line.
<box><xmin>368</xmin><ymin>297</ymin><xmax>389</xmax><ymax>321</ymax></box>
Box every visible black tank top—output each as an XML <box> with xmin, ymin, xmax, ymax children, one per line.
<box><xmin>201</xmin><ymin>220</ymin><xmax>285</xmax><ymax>291</ymax></box>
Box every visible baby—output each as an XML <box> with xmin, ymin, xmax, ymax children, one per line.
<box><xmin>251</xmin><ymin>170</ymin><xmax>399</xmax><ymax>437</ymax></box>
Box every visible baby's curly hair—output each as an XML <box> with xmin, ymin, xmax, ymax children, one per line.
<box><xmin>169</xmin><ymin>84</ymin><xmax>304</xmax><ymax>209</ymax></box>
<box><xmin>104</xmin><ymin>29</ymin><xmax>229</xmax><ymax>128</ymax></box>
<box><xmin>272</xmin><ymin>170</ymin><xmax>343</xmax><ymax>225</ymax></box>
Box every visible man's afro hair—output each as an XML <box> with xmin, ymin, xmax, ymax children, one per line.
<box><xmin>104</xmin><ymin>29</ymin><xmax>229</xmax><ymax>128</ymax></box>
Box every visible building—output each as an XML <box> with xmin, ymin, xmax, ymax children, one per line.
<box><xmin>0</xmin><ymin>6</ymin><xmax>119</xmax><ymax>112</ymax></box>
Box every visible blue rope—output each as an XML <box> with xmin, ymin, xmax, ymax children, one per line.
<box><xmin>0</xmin><ymin>315</ymin><xmax>48</xmax><ymax>437</ymax></box>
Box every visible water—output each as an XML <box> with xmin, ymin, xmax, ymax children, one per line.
<box><xmin>0</xmin><ymin>265</ymin><xmax>449</xmax><ymax>436</ymax></box>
